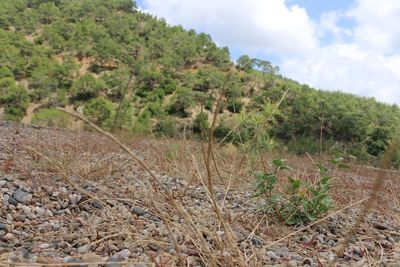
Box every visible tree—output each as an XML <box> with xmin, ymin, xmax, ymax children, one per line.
<box><xmin>93</xmin><ymin>37</ymin><xmax>121</xmax><ymax>67</ymax></box>
<box><xmin>71</xmin><ymin>74</ymin><xmax>104</xmax><ymax>100</ymax></box>
<box><xmin>236</xmin><ymin>55</ymin><xmax>254</xmax><ymax>72</ymax></box>
<box><xmin>1</xmin><ymin>81</ymin><xmax>30</xmax><ymax>121</ymax></box>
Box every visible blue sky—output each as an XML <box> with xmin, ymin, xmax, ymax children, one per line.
<box><xmin>137</xmin><ymin>0</ymin><xmax>400</xmax><ymax>105</ymax></box>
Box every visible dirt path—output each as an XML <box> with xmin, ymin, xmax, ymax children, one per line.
<box><xmin>21</xmin><ymin>102</ymin><xmax>44</xmax><ymax>124</ymax></box>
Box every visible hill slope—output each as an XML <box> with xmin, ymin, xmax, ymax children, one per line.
<box><xmin>0</xmin><ymin>0</ymin><xmax>399</xmax><ymax>165</ymax></box>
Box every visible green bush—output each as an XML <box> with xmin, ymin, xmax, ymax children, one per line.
<box><xmin>226</xmin><ymin>99</ymin><xmax>243</xmax><ymax>113</ymax></box>
<box><xmin>31</xmin><ymin>108</ymin><xmax>71</xmax><ymax>128</ymax></box>
<box><xmin>154</xmin><ymin>118</ymin><xmax>177</xmax><ymax>137</ymax></box>
<box><xmin>204</xmin><ymin>98</ymin><xmax>214</xmax><ymax>111</ymax></box>
<box><xmin>167</xmin><ymin>87</ymin><xmax>195</xmax><ymax>118</ymax></box>
<box><xmin>254</xmin><ymin>158</ymin><xmax>336</xmax><ymax>225</ymax></box>
<box><xmin>193</xmin><ymin>112</ymin><xmax>209</xmax><ymax>133</ymax></box>
<box><xmin>1</xmin><ymin>82</ymin><xmax>30</xmax><ymax>121</ymax></box>
<box><xmin>287</xmin><ymin>136</ymin><xmax>320</xmax><ymax>155</ymax></box>
<box><xmin>84</xmin><ymin>97</ymin><xmax>113</xmax><ymax>126</ymax></box>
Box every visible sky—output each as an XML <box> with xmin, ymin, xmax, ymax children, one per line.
<box><xmin>136</xmin><ymin>0</ymin><xmax>400</xmax><ymax>105</ymax></box>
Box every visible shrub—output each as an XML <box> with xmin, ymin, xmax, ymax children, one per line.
<box><xmin>1</xmin><ymin>82</ymin><xmax>30</xmax><ymax>121</ymax></box>
<box><xmin>193</xmin><ymin>112</ymin><xmax>209</xmax><ymax>133</ymax></box>
<box><xmin>154</xmin><ymin>118</ymin><xmax>177</xmax><ymax>137</ymax></box>
<box><xmin>167</xmin><ymin>87</ymin><xmax>195</xmax><ymax>118</ymax></box>
<box><xmin>84</xmin><ymin>97</ymin><xmax>113</xmax><ymax>126</ymax></box>
<box><xmin>287</xmin><ymin>136</ymin><xmax>320</xmax><ymax>155</ymax></box>
<box><xmin>226</xmin><ymin>99</ymin><xmax>243</xmax><ymax>113</ymax></box>
<box><xmin>254</xmin><ymin>158</ymin><xmax>336</xmax><ymax>225</ymax></box>
<box><xmin>204</xmin><ymin>98</ymin><xmax>214</xmax><ymax>111</ymax></box>
<box><xmin>31</xmin><ymin>108</ymin><xmax>71</xmax><ymax>128</ymax></box>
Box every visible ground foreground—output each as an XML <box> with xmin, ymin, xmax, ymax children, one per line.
<box><xmin>0</xmin><ymin>121</ymin><xmax>399</xmax><ymax>266</ymax></box>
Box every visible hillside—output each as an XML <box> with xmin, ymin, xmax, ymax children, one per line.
<box><xmin>0</xmin><ymin>0</ymin><xmax>400</xmax><ymax>167</ymax></box>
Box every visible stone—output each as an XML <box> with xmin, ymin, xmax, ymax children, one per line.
<box><xmin>285</xmin><ymin>260</ymin><xmax>298</xmax><ymax>267</ymax></box>
<box><xmin>113</xmin><ymin>249</ymin><xmax>131</xmax><ymax>260</ymax></box>
<box><xmin>250</xmin><ymin>236</ymin><xmax>263</xmax><ymax>246</ymax></box>
<box><xmin>65</xmin><ymin>257</ymin><xmax>88</xmax><ymax>267</ymax></box>
<box><xmin>14</xmin><ymin>215</ymin><xmax>26</xmax><ymax>222</ymax></box>
<box><xmin>92</xmin><ymin>201</ymin><xmax>103</xmax><ymax>209</ymax></box>
<box><xmin>132</xmin><ymin>207</ymin><xmax>147</xmax><ymax>216</ymax></box>
<box><xmin>275</xmin><ymin>246</ymin><xmax>289</xmax><ymax>257</ymax></box>
<box><xmin>38</xmin><ymin>243</ymin><xmax>50</xmax><ymax>249</ymax></box>
<box><xmin>82</xmin><ymin>252</ymin><xmax>102</xmax><ymax>267</ymax></box>
<box><xmin>0</xmin><ymin>180</ymin><xmax>7</xmax><ymax>187</ymax></box>
<box><xmin>8</xmin><ymin>197</ymin><xmax>18</xmax><ymax>206</ymax></box>
<box><xmin>373</xmin><ymin>223</ymin><xmax>389</xmax><ymax>231</ymax></box>
<box><xmin>303</xmin><ymin>258</ymin><xmax>313</xmax><ymax>265</ymax></box>
<box><xmin>12</xmin><ymin>190</ymin><xmax>31</xmax><ymax>204</ymax></box>
<box><xmin>21</xmin><ymin>205</ymin><xmax>32</xmax><ymax>217</ymax></box>
<box><xmin>105</xmin><ymin>257</ymin><xmax>122</xmax><ymax>267</ymax></box>
<box><xmin>0</xmin><ymin>223</ymin><xmax>7</xmax><ymax>231</ymax></box>
<box><xmin>78</xmin><ymin>244</ymin><xmax>91</xmax><ymax>254</ymax></box>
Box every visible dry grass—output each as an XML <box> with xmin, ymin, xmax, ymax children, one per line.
<box><xmin>1</xmin><ymin>111</ymin><xmax>399</xmax><ymax>266</ymax></box>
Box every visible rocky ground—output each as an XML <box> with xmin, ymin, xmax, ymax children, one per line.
<box><xmin>0</xmin><ymin>121</ymin><xmax>399</xmax><ymax>266</ymax></box>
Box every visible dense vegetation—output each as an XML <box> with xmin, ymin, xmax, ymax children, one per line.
<box><xmin>1</xmin><ymin>0</ymin><xmax>399</xmax><ymax>166</ymax></box>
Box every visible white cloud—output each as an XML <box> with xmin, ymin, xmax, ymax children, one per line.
<box><xmin>142</xmin><ymin>0</ymin><xmax>318</xmax><ymax>57</ymax></box>
<box><xmin>141</xmin><ymin>0</ymin><xmax>400</xmax><ymax>105</ymax></box>
<box><xmin>347</xmin><ymin>0</ymin><xmax>400</xmax><ymax>54</ymax></box>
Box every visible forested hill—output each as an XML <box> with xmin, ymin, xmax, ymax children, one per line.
<box><xmin>0</xmin><ymin>0</ymin><xmax>399</xmax><ymax>164</ymax></box>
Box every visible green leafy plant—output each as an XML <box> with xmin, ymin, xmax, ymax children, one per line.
<box><xmin>254</xmin><ymin>158</ymin><xmax>337</xmax><ymax>225</ymax></box>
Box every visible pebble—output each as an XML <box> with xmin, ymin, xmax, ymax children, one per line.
<box><xmin>12</xmin><ymin>190</ymin><xmax>31</xmax><ymax>204</ymax></box>
<box><xmin>8</xmin><ymin>197</ymin><xmax>18</xmax><ymax>206</ymax></box>
<box><xmin>105</xmin><ymin>257</ymin><xmax>123</xmax><ymax>267</ymax></box>
<box><xmin>0</xmin><ymin>223</ymin><xmax>7</xmax><ymax>231</ymax></box>
<box><xmin>78</xmin><ymin>244</ymin><xmax>91</xmax><ymax>253</ymax></box>
<box><xmin>132</xmin><ymin>207</ymin><xmax>147</xmax><ymax>216</ymax></box>
<box><xmin>113</xmin><ymin>249</ymin><xmax>131</xmax><ymax>260</ymax></box>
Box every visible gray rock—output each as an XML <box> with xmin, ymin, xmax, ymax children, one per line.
<box><xmin>21</xmin><ymin>205</ymin><xmax>32</xmax><ymax>217</ymax></box>
<box><xmin>132</xmin><ymin>207</ymin><xmax>147</xmax><ymax>216</ymax></box>
<box><xmin>65</xmin><ymin>257</ymin><xmax>88</xmax><ymax>267</ymax></box>
<box><xmin>8</xmin><ymin>197</ymin><xmax>18</xmax><ymax>206</ymax></box>
<box><xmin>303</xmin><ymin>258</ymin><xmax>313</xmax><ymax>266</ymax></box>
<box><xmin>13</xmin><ymin>190</ymin><xmax>31</xmax><ymax>204</ymax></box>
<box><xmin>15</xmin><ymin>215</ymin><xmax>27</xmax><ymax>222</ymax></box>
<box><xmin>251</xmin><ymin>236</ymin><xmax>263</xmax><ymax>247</ymax></box>
<box><xmin>373</xmin><ymin>222</ymin><xmax>389</xmax><ymax>231</ymax></box>
<box><xmin>0</xmin><ymin>223</ymin><xmax>7</xmax><ymax>231</ymax></box>
<box><xmin>0</xmin><ymin>180</ymin><xmax>7</xmax><ymax>187</ymax></box>
<box><xmin>275</xmin><ymin>246</ymin><xmax>289</xmax><ymax>257</ymax></box>
<box><xmin>105</xmin><ymin>257</ymin><xmax>123</xmax><ymax>267</ymax></box>
<box><xmin>266</xmin><ymin>250</ymin><xmax>277</xmax><ymax>258</ymax></box>
<box><xmin>39</xmin><ymin>243</ymin><xmax>50</xmax><ymax>249</ymax></box>
<box><xmin>113</xmin><ymin>249</ymin><xmax>131</xmax><ymax>260</ymax></box>
<box><xmin>92</xmin><ymin>201</ymin><xmax>103</xmax><ymax>209</ymax></box>
<box><xmin>77</xmin><ymin>244</ymin><xmax>91</xmax><ymax>253</ymax></box>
